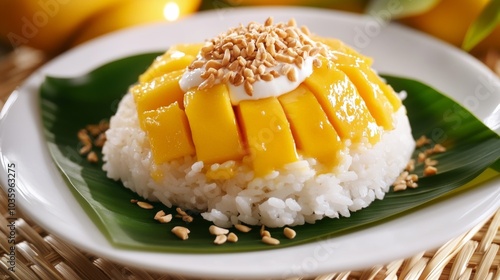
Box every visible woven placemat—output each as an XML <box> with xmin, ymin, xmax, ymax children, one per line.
<box><xmin>0</xmin><ymin>47</ymin><xmax>499</xmax><ymax>280</ymax></box>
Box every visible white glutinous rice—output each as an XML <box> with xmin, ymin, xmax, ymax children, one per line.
<box><xmin>102</xmin><ymin>92</ymin><xmax>415</xmax><ymax>228</ymax></box>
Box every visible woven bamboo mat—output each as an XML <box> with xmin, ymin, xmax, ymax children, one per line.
<box><xmin>0</xmin><ymin>47</ymin><xmax>499</xmax><ymax>280</ymax></box>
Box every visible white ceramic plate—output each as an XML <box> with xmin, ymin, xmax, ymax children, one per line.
<box><xmin>1</xmin><ymin>7</ymin><xmax>499</xmax><ymax>279</ymax></box>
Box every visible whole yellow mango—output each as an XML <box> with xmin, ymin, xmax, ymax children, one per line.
<box><xmin>70</xmin><ymin>0</ymin><xmax>201</xmax><ymax>46</ymax></box>
<box><xmin>401</xmin><ymin>0</ymin><xmax>500</xmax><ymax>53</ymax></box>
<box><xmin>0</xmin><ymin>0</ymin><xmax>122</xmax><ymax>54</ymax></box>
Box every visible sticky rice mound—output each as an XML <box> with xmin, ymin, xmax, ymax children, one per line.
<box><xmin>102</xmin><ymin>18</ymin><xmax>415</xmax><ymax>227</ymax></box>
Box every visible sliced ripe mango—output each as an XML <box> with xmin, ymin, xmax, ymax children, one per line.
<box><xmin>279</xmin><ymin>84</ymin><xmax>342</xmax><ymax>168</ymax></box>
<box><xmin>169</xmin><ymin>43</ymin><xmax>204</xmax><ymax>56</ymax></box>
<box><xmin>305</xmin><ymin>57</ymin><xmax>380</xmax><ymax>144</ymax></box>
<box><xmin>184</xmin><ymin>84</ymin><xmax>245</xmax><ymax>164</ymax></box>
<box><xmin>139</xmin><ymin>43</ymin><xmax>203</xmax><ymax>83</ymax></box>
<box><xmin>363</xmin><ymin>68</ymin><xmax>402</xmax><ymax>111</ymax></box>
<box><xmin>313</xmin><ymin>36</ymin><xmax>373</xmax><ymax>66</ymax></box>
<box><xmin>237</xmin><ymin>97</ymin><xmax>299</xmax><ymax>177</ymax></box>
<box><xmin>339</xmin><ymin>65</ymin><xmax>395</xmax><ymax>130</ymax></box>
<box><xmin>142</xmin><ymin>102</ymin><xmax>195</xmax><ymax>165</ymax></box>
<box><xmin>132</xmin><ymin>70</ymin><xmax>185</xmax><ymax>129</ymax></box>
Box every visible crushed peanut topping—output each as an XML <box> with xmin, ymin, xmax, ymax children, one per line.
<box><xmin>187</xmin><ymin>17</ymin><xmax>327</xmax><ymax>95</ymax></box>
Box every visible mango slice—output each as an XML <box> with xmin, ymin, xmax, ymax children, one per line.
<box><xmin>132</xmin><ymin>70</ymin><xmax>185</xmax><ymax>128</ymax></box>
<box><xmin>339</xmin><ymin>65</ymin><xmax>395</xmax><ymax>130</ymax></box>
<box><xmin>139</xmin><ymin>43</ymin><xmax>203</xmax><ymax>83</ymax></box>
<box><xmin>142</xmin><ymin>102</ymin><xmax>195</xmax><ymax>165</ymax></box>
<box><xmin>305</xmin><ymin>58</ymin><xmax>380</xmax><ymax>144</ymax></box>
<box><xmin>184</xmin><ymin>84</ymin><xmax>245</xmax><ymax>164</ymax></box>
<box><xmin>313</xmin><ymin>36</ymin><xmax>373</xmax><ymax>67</ymax></box>
<box><xmin>237</xmin><ymin>97</ymin><xmax>299</xmax><ymax>177</ymax></box>
<box><xmin>363</xmin><ymin>67</ymin><xmax>402</xmax><ymax>111</ymax></box>
<box><xmin>279</xmin><ymin>84</ymin><xmax>342</xmax><ymax>168</ymax></box>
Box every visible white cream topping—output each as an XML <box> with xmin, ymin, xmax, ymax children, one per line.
<box><xmin>179</xmin><ymin>56</ymin><xmax>315</xmax><ymax>105</ymax></box>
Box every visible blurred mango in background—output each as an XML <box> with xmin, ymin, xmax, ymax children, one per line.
<box><xmin>0</xmin><ymin>0</ymin><xmax>201</xmax><ymax>54</ymax></box>
<box><xmin>0</xmin><ymin>0</ymin><xmax>498</xmax><ymax>57</ymax></box>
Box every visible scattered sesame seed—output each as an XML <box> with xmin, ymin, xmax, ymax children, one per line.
<box><xmin>283</xmin><ymin>227</ymin><xmax>296</xmax><ymax>239</ymax></box>
<box><xmin>227</xmin><ymin>232</ymin><xmax>238</xmax><ymax>243</ymax></box>
<box><xmin>137</xmin><ymin>201</ymin><xmax>154</xmax><ymax>210</ymax></box>
<box><xmin>262</xmin><ymin>236</ymin><xmax>280</xmax><ymax>245</ymax></box>
<box><xmin>171</xmin><ymin>226</ymin><xmax>190</xmax><ymax>240</ymax></box>
<box><xmin>234</xmin><ymin>224</ymin><xmax>252</xmax><ymax>233</ymax></box>
<box><xmin>424</xmin><ymin>166</ymin><xmax>438</xmax><ymax>177</ymax></box>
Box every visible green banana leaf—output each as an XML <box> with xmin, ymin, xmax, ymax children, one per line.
<box><xmin>39</xmin><ymin>53</ymin><xmax>500</xmax><ymax>253</ymax></box>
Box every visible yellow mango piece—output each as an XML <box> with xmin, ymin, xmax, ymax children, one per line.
<box><xmin>132</xmin><ymin>70</ymin><xmax>185</xmax><ymax>128</ymax></box>
<box><xmin>184</xmin><ymin>84</ymin><xmax>245</xmax><ymax>164</ymax></box>
<box><xmin>339</xmin><ymin>65</ymin><xmax>395</xmax><ymax>130</ymax></box>
<box><xmin>169</xmin><ymin>43</ymin><xmax>204</xmax><ymax>56</ymax></box>
<box><xmin>237</xmin><ymin>97</ymin><xmax>299</xmax><ymax>177</ymax></box>
<box><xmin>313</xmin><ymin>36</ymin><xmax>373</xmax><ymax>66</ymax></box>
<box><xmin>305</xmin><ymin>57</ymin><xmax>380</xmax><ymax>144</ymax></box>
<box><xmin>142</xmin><ymin>102</ymin><xmax>195</xmax><ymax>165</ymax></box>
<box><xmin>363</xmin><ymin>67</ymin><xmax>402</xmax><ymax>111</ymax></box>
<box><xmin>205</xmin><ymin>162</ymin><xmax>237</xmax><ymax>181</ymax></box>
<box><xmin>139</xmin><ymin>43</ymin><xmax>203</xmax><ymax>83</ymax></box>
<box><xmin>279</xmin><ymin>84</ymin><xmax>342</xmax><ymax>168</ymax></box>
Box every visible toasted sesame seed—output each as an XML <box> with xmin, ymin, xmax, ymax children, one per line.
<box><xmin>300</xmin><ymin>25</ymin><xmax>311</xmax><ymax>36</ymax></box>
<box><xmin>261</xmin><ymin>73</ymin><xmax>274</xmax><ymax>81</ymax></box>
<box><xmin>407</xmin><ymin>182</ymin><xmax>418</xmax><ymax>188</ymax></box>
<box><xmin>313</xmin><ymin>57</ymin><xmax>322</xmax><ymax>68</ymax></box>
<box><xmin>424</xmin><ymin>166</ymin><xmax>438</xmax><ymax>176</ymax></box>
<box><xmin>171</xmin><ymin>226</ymin><xmax>190</xmax><ymax>240</ymax></box>
<box><xmin>265</xmin><ymin>17</ymin><xmax>273</xmax><ymax>26</ymax></box>
<box><xmin>214</xmin><ymin>234</ymin><xmax>227</xmax><ymax>245</ymax></box>
<box><xmin>234</xmin><ymin>224</ymin><xmax>252</xmax><ymax>233</ymax></box>
<box><xmin>432</xmin><ymin>144</ymin><xmax>446</xmax><ymax>153</ymax></box>
<box><xmin>94</xmin><ymin>133</ymin><xmax>106</xmax><ymax>148</ymax></box>
<box><xmin>283</xmin><ymin>227</ymin><xmax>296</xmax><ymax>239</ymax></box>
<box><xmin>86</xmin><ymin>124</ymin><xmax>101</xmax><ymax>136</ymax></box>
<box><xmin>416</xmin><ymin>135</ymin><xmax>431</xmax><ymax>147</ymax></box>
<box><xmin>222</xmin><ymin>49</ymin><xmax>231</xmax><ymax>66</ymax></box>
<box><xmin>394</xmin><ymin>183</ymin><xmax>407</xmax><ymax>192</ymax></box>
<box><xmin>234</xmin><ymin>73</ymin><xmax>244</xmax><ymax>86</ymax></box>
<box><xmin>406</xmin><ymin>159</ymin><xmax>415</xmax><ymax>172</ymax></box>
<box><xmin>407</xmin><ymin>174</ymin><xmax>419</xmax><ymax>182</ymax></box>
<box><xmin>154</xmin><ymin>210</ymin><xmax>166</xmax><ymax>220</ymax></box>
<box><xmin>137</xmin><ymin>201</ymin><xmax>154</xmax><ymax>209</ymax></box>
<box><xmin>157</xmin><ymin>214</ymin><xmax>173</xmax><ymax>223</ymax></box>
<box><xmin>190</xmin><ymin>60</ymin><xmax>205</xmax><ymax>70</ymax></box>
<box><xmin>87</xmin><ymin>151</ymin><xmax>98</xmax><ymax>163</ymax></box>
<box><xmin>209</xmin><ymin>225</ymin><xmax>230</xmax><ymax>236</ymax></box>
<box><xmin>417</xmin><ymin>152</ymin><xmax>426</xmax><ymax>163</ymax></box>
<box><xmin>182</xmin><ymin>215</ymin><xmax>194</xmax><ymax>223</ymax></box>
<box><xmin>287</xmin><ymin>67</ymin><xmax>297</xmax><ymax>82</ymax></box>
<box><xmin>206</xmin><ymin>60</ymin><xmax>223</xmax><ymax>70</ymax></box>
<box><xmin>244</xmin><ymin>80</ymin><xmax>253</xmax><ymax>96</ymax></box>
<box><xmin>262</xmin><ymin>236</ymin><xmax>280</xmax><ymax>245</ymax></box>
<box><xmin>227</xmin><ymin>232</ymin><xmax>238</xmax><ymax>243</ymax></box>
<box><xmin>79</xmin><ymin>144</ymin><xmax>92</xmax><ymax>155</ymax></box>
<box><xmin>261</xmin><ymin>230</ymin><xmax>271</xmax><ymax>238</ymax></box>
<box><xmin>176</xmin><ymin>207</ymin><xmax>187</xmax><ymax>216</ymax></box>
<box><xmin>425</xmin><ymin>158</ymin><xmax>438</xmax><ymax>166</ymax></box>
<box><xmin>77</xmin><ymin>129</ymin><xmax>92</xmax><ymax>146</ymax></box>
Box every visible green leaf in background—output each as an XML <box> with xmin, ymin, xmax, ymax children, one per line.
<box><xmin>366</xmin><ymin>0</ymin><xmax>440</xmax><ymax>18</ymax></box>
<box><xmin>39</xmin><ymin>53</ymin><xmax>500</xmax><ymax>253</ymax></box>
<box><xmin>462</xmin><ymin>0</ymin><xmax>500</xmax><ymax>51</ymax></box>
